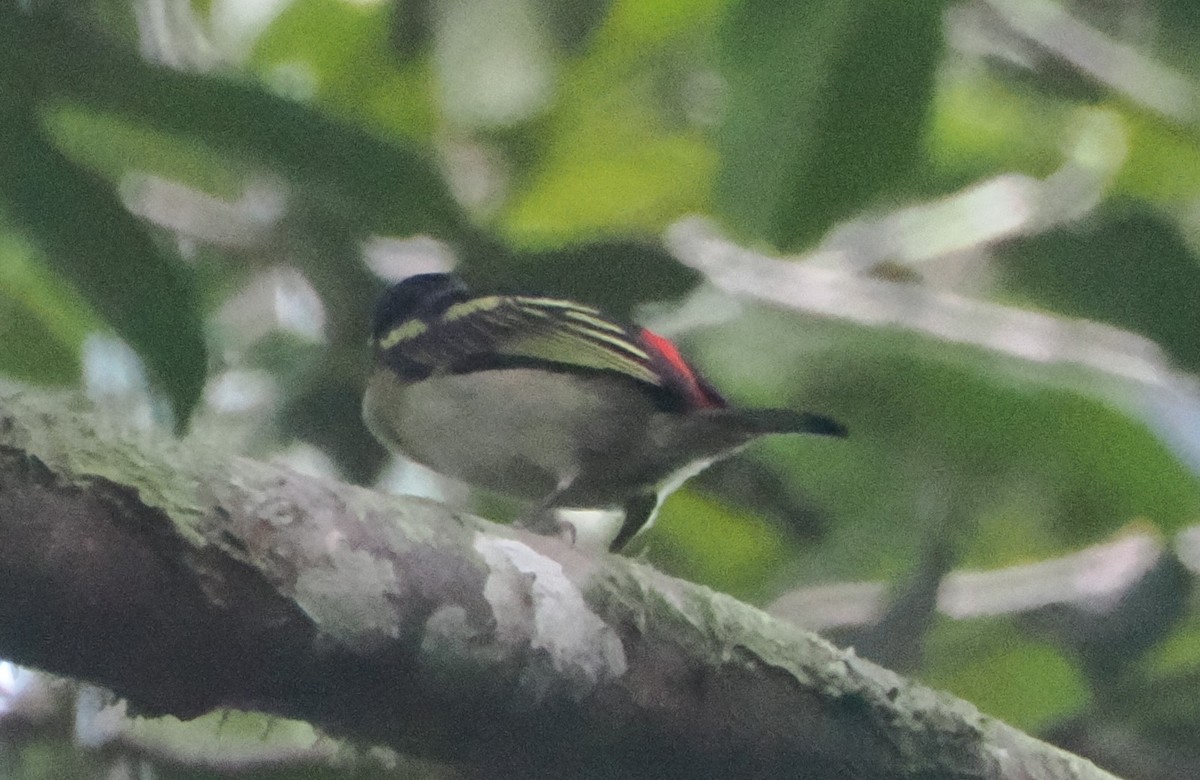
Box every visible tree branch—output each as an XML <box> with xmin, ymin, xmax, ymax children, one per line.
<box><xmin>0</xmin><ymin>391</ymin><xmax>1117</xmax><ymax>779</ymax></box>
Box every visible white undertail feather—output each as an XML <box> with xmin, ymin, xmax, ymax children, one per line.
<box><xmin>554</xmin><ymin>507</ymin><xmax>628</xmax><ymax>550</ymax></box>
<box><xmin>555</xmin><ymin>453</ymin><xmax>726</xmax><ymax>551</ymax></box>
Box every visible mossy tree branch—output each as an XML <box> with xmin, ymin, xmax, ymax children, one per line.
<box><xmin>0</xmin><ymin>391</ymin><xmax>1116</xmax><ymax>779</ymax></box>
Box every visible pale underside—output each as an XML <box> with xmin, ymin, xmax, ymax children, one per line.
<box><xmin>364</xmin><ymin>368</ymin><xmax>747</xmax><ymax>544</ymax></box>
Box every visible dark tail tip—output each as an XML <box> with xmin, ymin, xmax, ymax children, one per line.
<box><xmin>738</xmin><ymin>409</ymin><xmax>848</xmax><ymax>437</ymax></box>
<box><xmin>796</xmin><ymin>411</ymin><xmax>848</xmax><ymax>437</ymax></box>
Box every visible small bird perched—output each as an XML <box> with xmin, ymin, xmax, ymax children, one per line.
<box><xmin>363</xmin><ymin>273</ymin><xmax>845</xmax><ymax>552</ymax></box>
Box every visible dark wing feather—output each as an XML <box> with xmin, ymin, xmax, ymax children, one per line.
<box><xmin>376</xmin><ymin>294</ymin><xmax>664</xmax><ymax>387</ymax></box>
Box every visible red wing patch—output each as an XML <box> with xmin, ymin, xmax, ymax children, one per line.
<box><xmin>639</xmin><ymin>328</ymin><xmax>726</xmax><ymax>410</ymax></box>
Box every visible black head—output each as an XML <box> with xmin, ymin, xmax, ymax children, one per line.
<box><xmin>370</xmin><ymin>273</ymin><xmax>470</xmax><ymax>341</ymax></box>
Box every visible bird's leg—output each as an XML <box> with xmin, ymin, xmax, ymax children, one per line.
<box><xmin>515</xmin><ymin>471</ymin><xmax>580</xmax><ymax>543</ymax></box>
<box><xmin>608</xmin><ymin>492</ymin><xmax>658</xmax><ymax>553</ymax></box>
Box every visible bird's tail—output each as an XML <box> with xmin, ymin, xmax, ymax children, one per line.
<box><xmin>656</xmin><ymin>407</ymin><xmax>846</xmax><ymax>462</ymax></box>
<box><xmin>727</xmin><ymin>408</ymin><xmax>847</xmax><ymax>437</ymax></box>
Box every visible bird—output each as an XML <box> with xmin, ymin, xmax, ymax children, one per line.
<box><xmin>363</xmin><ymin>273</ymin><xmax>845</xmax><ymax>552</ymax></box>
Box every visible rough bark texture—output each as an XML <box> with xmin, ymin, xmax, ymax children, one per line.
<box><xmin>0</xmin><ymin>391</ymin><xmax>1119</xmax><ymax>779</ymax></box>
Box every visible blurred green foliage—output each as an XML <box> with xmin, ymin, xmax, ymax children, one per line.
<box><xmin>1</xmin><ymin>0</ymin><xmax>1200</xmax><ymax>777</ymax></box>
<box><xmin>1002</xmin><ymin>209</ymin><xmax>1200</xmax><ymax>373</ymax></box>
<box><xmin>717</xmin><ymin>0</ymin><xmax>944</xmax><ymax>248</ymax></box>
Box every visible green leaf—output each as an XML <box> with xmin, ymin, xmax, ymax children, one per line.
<box><xmin>652</xmin><ymin>489</ymin><xmax>796</xmax><ymax>603</ymax></box>
<box><xmin>534</xmin><ymin>0</ymin><xmax>611</xmax><ymax>53</ymax></box>
<box><xmin>1000</xmin><ymin>208</ymin><xmax>1200</xmax><ymax>374</ymax></box>
<box><xmin>502</xmin><ymin>115</ymin><xmax>715</xmax><ymax>244</ymax></box>
<box><xmin>715</xmin><ymin>0</ymin><xmax>945</xmax><ymax>250</ymax></box>
<box><xmin>250</xmin><ymin>0</ymin><xmax>439</xmax><ymax>142</ymax></box>
<box><xmin>0</xmin><ymin>104</ymin><xmax>205</xmax><ymax>426</ymax></box>
<box><xmin>1</xmin><ymin>8</ymin><xmax>466</xmax><ymax>240</ymax></box>
<box><xmin>498</xmin><ymin>0</ymin><xmax>725</xmax><ymax>247</ymax></box>
<box><xmin>923</xmin><ymin>618</ymin><xmax>1087</xmax><ymax>731</ymax></box>
<box><xmin>0</xmin><ymin>228</ymin><xmax>101</xmax><ymax>385</ymax></box>
<box><xmin>41</xmin><ymin>103</ymin><xmax>245</xmax><ymax>201</ymax></box>
<box><xmin>481</xmin><ymin>238</ymin><xmax>698</xmax><ymax>318</ymax></box>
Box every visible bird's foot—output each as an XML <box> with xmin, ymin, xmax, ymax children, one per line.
<box><xmin>515</xmin><ymin>507</ymin><xmax>577</xmax><ymax>546</ymax></box>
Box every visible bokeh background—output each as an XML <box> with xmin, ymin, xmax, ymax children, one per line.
<box><xmin>2</xmin><ymin>0</ymin><xmax>1200</xmax><ymax>777</ymax></box>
